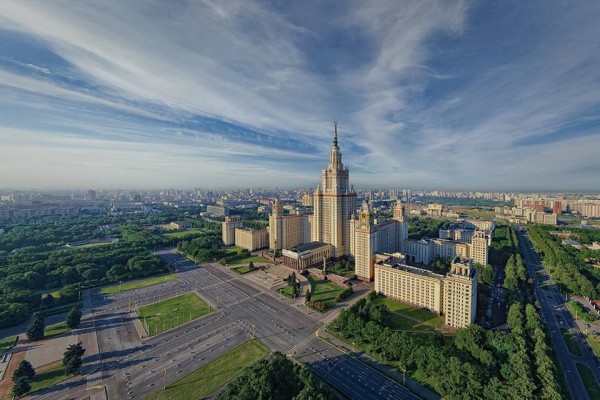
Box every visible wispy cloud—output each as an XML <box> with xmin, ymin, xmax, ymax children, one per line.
<box><xmin>0</xmin><ymin>1</ymin><xmax>599</xmax><ymax>190</ymax></box>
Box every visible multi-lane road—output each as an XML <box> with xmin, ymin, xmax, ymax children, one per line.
<box><xmin>517</xmin><ymin>228</ymin><xmax>600</xmax><ymax>400</ymax></box>
<box><xmin>30</xmin><ymin>250</ymin><xmax>422</xmax><ymax>400</ymax></box>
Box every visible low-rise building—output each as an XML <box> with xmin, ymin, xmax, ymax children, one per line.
<box><xmin>282</xmin><ymin>241</ymin><xmax>333</xmax><ymax>270</ymax></box>
<box><xmin>170</xmin><ymin>220</ymin><xmax>191</xmax><ymax>229</ymax></box>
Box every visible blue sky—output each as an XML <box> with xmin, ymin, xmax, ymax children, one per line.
<box><xmin>1</xmin><ymin>1</ymin><xmax>599</xmax><ymax>191</ymax></box>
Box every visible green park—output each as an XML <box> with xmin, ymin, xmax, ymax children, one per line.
<box><xmin>147</xmin><ymin>340</ymin><xmax>268</xmax><ymax>400</ymax></box>
<box><xmin>101</xmin><ymin>274</ymin><xmax>177</xmax><ymax>295</ymax></box>
<box><xmin>137</xmin><ymin>292</ymin><xmax>212</xmax><ymax>336</ymax></box>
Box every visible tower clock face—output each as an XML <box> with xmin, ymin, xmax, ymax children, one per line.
<box><xmin>361</xmin><ymin>212</ymin><xmax>367</xmax><ymax>219</ymax></box>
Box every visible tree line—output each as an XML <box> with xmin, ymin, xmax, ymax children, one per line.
<box><xmin>218</xmin><ymin>351</ymin><xmax>334</xmax><ymax>400</ymax></box>
<box><xmin>327</xmin><ymin>293</ymin><xmax>565</xmax><ymax>399</ymax></box>
<box><xmin>528</xmin><ymin>225</ymin><xmax>598</xmax><ymax>299</ymax></box>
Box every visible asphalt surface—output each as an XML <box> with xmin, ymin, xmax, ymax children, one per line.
<box><xmin>29</xmin><ymin>250</ymin><xmax>421</xmax><ymax>400</ymax></box>
<box><xmin>517</xmin><ymin>228</ymin><xmax>600</xmax><ymax>400</ymax></box>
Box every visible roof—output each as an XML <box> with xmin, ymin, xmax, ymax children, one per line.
<box><xmin>287</xmin><ymin>241</ymin><xmax>331</xmax><ymax>252</ymax></box>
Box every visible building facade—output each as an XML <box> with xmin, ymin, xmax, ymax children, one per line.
<box><xmin>282</xmin><ymin>241</ymin><xmax>333</xmax><ymax>270</ymax></box>
<box><xmin>374</xmin><ymin>254</ymin><xmax>478</xmax><ymax>328</ymax></box>
<box><xmin>312</xmin><ymin>122</ymin><xmax>357</xmax><ymax>257</ymax></box>
<box><xmin>222</xmin><ymin>216</ymin><xmax>243</xmax><ymax>246</ymax></box>
<box><xmin>350</xmin><ymin>200</ymin><xmax>408</xmax><ymax>281</ymax></box>
<box><xmin>443</xmin><ymin>257</ymin><xmax>478</xmax><ymax>328</ymax></box>
<box><xmin>268</xmin><ymin>197</ymin><xmax>311</xmax><ymax>250</ymax></box>
<box><xmin>374</xmin><ymin>253</ymin><xmax>444</xmax><ymax>314</ymax></box>
<box><xmin>234</xmin><ymin>227</ymin><xmax>269</xmax><ymax>251</ymax></box>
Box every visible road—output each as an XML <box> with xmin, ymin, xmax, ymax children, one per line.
<box><xmin>517</xmin><ymin>228</ymin><xmax>600</xmax><ymax>400</ymax></box>
<box><xmin>29</xmin><ymin>251</ymin><xmax>422</xmax><ymax>400</ymax></box>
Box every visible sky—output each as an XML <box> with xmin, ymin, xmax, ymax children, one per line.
<box><xmin>1</xmin><ymin>1</ymin><xmax>599</xmax><ymax>192</ymax></box>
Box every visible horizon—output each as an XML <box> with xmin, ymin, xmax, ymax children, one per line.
<box><xmin>1</xmin><ymin>1</ymin><xmax>600</xmax><ymax>192</ymax></box>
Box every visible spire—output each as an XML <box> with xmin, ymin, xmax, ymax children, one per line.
<box><xmin>333</xmin><ymin>119</ymin><xmax>338</xmax><ymax>147</ymax></box>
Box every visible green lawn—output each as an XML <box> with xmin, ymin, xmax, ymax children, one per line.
<box><xmin>77</xmin><ymin>241</ymin><xmax>112</xmax><ymax>248</ymax></box>
<box><xmin>147</xmin><ymin>340</ymin><xmax>269</xmax><ymax>400</ymax></box>
<box><xmin>566</xmin><ymin>301</ymin><xmax>597</xmax><ymax>323</ymax></box>
<box><xmin>586</xmin><ymin>334</ymin><xmax>600</xmax><ymax>357</ymax></box>
<box><xmin>376</xmin><ymin>297</ymin><xmax>443</xmax><ymax>329</ymax></box>
<box><xmin>230</xmin><ymin>255</ymin><xmax>271</xmax><ymax>265</ymax></box>
<box><xmin>29</xmin><ymin>364</ymin><xmax>71</xmax><ymax>393</ymax></box>
<box><xmin>101</xmin><ymin>274</ymin><xmax>177</xmax><ymax>295</ymax></box>
<box><xmin>232</xmin><ymin>265</ymin><xmax>257</xmax><ymax>274</ymax></box>
<box><xmin>277</xmin><ymin>286</ymin><xmax>296</xmax><ymax>299</ymax></box>
<box><xmin>307</xmin><ymin>275</ymin><xmax>347</xmax><ymax>305</ymax></box>
<box><xmin>386</xmin><ymin>313</ymin><xmax>435</xmax><ymax>332</ymax></box>
<box><xmin>45</xmin><ymin>323</ymin><xmax>70</xmax><ymax>338</ymax></box>
<box><xmin>576</xmin><ymin>363</ymin><xmax>600</xmax><ymax>399</ymax></box>
<box><xmin>0</xmin><ymin>336</ymin><xmax>16</xmax><ymax>351</ymax></box>
<box><xmin>164</xmin><ymin>229</ymin><xmax>204</xmax><ymax>239</ymax></box>
<box><xmin>561</xmin><ymin>328</ymin><xmax>583</xmax><ymax>356</ymax></box>
<box><xmin>138</xmin><ymin>292</ymin><xmax>212</xmax><ymax>336</ymax></box>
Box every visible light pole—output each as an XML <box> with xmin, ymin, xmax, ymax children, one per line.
<box><xmin>163</xmin><ymin>368</ymin><xmax>167</xmax><ymax>390</ymax></box>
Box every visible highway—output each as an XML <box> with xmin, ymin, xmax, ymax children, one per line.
<box><xmin>517</xmin><ymin>228</ymin><xmax>600</xmax><ymax>400</ymax></box>
<box><xmin>30</xmin><ymin>250</ymin><xmax>422</xmax><ymax>400</ymax></box>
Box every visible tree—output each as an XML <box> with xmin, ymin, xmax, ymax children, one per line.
<box><xmin>305</xmin><ymin>289</ymin><xmax>311</xmax><ymax>302</ymax></box>
<box><xmin>26</xmin><ymin>312</ymin><xmax>45</xmax><ymax>342</ymax></box>
<box><xmin>248</xmin><ymin>261</ymin><xmax>254</xmax><ymax>270</ymax></box>
<box><xmin>66</xmin><ymin>306</ymin><xmax>82</xmax><ymax>329</ymax></box>
<box><xmin>13</xmin><ymin>360</ymin><xmax>36</xmax><ymax>381</ymax></box>
<box><xmin>63</xmin><ymin>342</ymin><xmax>86</xmax><ymax>375</ymax></box>
<box><xmin>11</xmin><ymin>376</ymin><xmax>31</xmax><ymax>398</ymax></box>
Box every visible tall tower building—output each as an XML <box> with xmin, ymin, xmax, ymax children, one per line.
<box><xmin>351</xmin><ymin>200</ymin><xmax>409</xmax><ymax>281</ymax></box>
<box><xmin>269</xmin><ymin>197</ymin><xmax>284</xmax><ymax>250</ymax></box>
<box><xmin>268</xmin><ymin>197</ymin><xmax>310</xmax><ymax>250</ymax></box>
<box><xmin>222</xmin><ymin>216</ymin><xmax>243</xmax><ymax>246</ymax></box>
<box><xmin>313</xmin><ymin>121</ymin><xmax>357</xmax><ymax>258</ymax></box>
<box><xmin>443</xmin><ymin>257</ymin><xmax>478</xmax><ymax>328</ymax></box>
<box><xmin>351</xmin><ymin>200</ymin><xmax>376</xmax><ymax>281</ymax></box>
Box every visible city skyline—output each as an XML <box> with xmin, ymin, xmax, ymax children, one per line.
<box><xmin>1</xmin><ymin>1</ymin><xmax>600</xmax><ymax>191</ymax></box>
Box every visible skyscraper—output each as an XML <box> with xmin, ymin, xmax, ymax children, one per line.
<box><xmin>312</xmin><ymin>121</ymin><xmax>357</xmax><ymax>258</ymax></box>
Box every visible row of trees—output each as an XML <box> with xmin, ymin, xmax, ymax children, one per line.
<box><xmin>328</xmin><ymin>294</ymin><xmax>564</xmax><ymax>399</ymax></box>
<box><xmin>26</xmin><ymin>306</ymin><xmax>82</xmax><ymax>342</ymax></box>
<box><xmin>11</xmin><ymin>342</ymin><xmax>86</xmax><ymax>398</ymax></box>
<box><xmin>528</xmin><ymin>225</ymin><xmax>598</xmax><ymax>299</ymax></box>
<box><xmin>489</xmin><ymin>226</ymin><xmax>520</xmax><ymax>267</ymax></box>
<box><xmin>504</xmin><ymin>254</ymin><xmax>528</xmax><ymax>293</ymax></box>
<box><xmin>286</xmin><ymin>273</ymin><xmax>300</xmax><ymax>297</ymax></box>
<box><xmin>218</xmin><ymin>351</ymin><xmax>334</xmax><ymax>400</ymax></box>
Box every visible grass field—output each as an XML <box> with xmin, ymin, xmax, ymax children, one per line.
<box><xmin>386</xmin><ymin>313</ymin><xmax>435</xmax><ymax>332</ymax></box>
<box><xmin>586</xmin><ymin>333</ymin><xmax>600</xmax><ymax>357</ymax></box>
<box><xmin>376</xmin><ymin>297</ymin><xmax>443</xmax><ymax>329</ymax></box>
<box><xmin>147</xmin><ymin>340</ymin><xmax>269</xmax><ymax>400</ymax></box>
<box><xmin>277</xmin><ymin>285</ymin><xmax>296</xmax><ymax>299</ymax></box>
<box><xmin>230</xmin><ymin>255</ymin><xmax>271</xmax><ymax>264</ymax></box>
<box><xmin>101</xmin><ymin>274</ymin><xmax>177</xmax><ymax>295</ymax></box>
<box><xmin>29</xmin><ymin>364</ymin><xmax>71</xmax><ymax>394</ymax></box>
<box><xmin>45</xmin><ymin>323</ymin><xmax>69</xmax><ymax>338</ymax></box>
<box><xmin>0</xmin><ymin>336</ymin><xmax>16</xmax><ymax>351</ymax></box>
<box><xmin>307</xmin><ymin>275</ymin><xmax>346</xmax><ymax>305</ymax></box>
<box><xmin>232</xmin><ymin>265</ymin><xmax>257</xmax><ymax>274</ymax></box>
<box><xmin>77</xmin><ymin>241</ymin><xmax>112</xmax><ymax>248</ymax></box>
<box><xmin>576</xmin><ymin>363</ymin><xmax>600</xmax><ymax>399</ymax></box>
<box><xmin>561</xmin><ymin>328</ymin><xmax>583</xmax><ymax>356</ymax></box>
<box><xmin>138</xmin><ymin>292</ymin><xmax>212</xmax><ymax>336</ymax></box>
<box><xmin>163</xmin><ymin>229</ymin><xmax>204</xmax><ymax>239</ymax></box>
<box><xmin>566</xmin><ymin>301</ymin><xmax>597</xmax><ymax>323</ymax></box>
